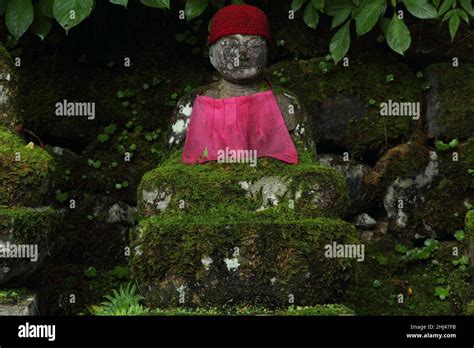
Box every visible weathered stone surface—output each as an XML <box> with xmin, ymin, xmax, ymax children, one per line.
<box><xmin>0</xmin><ymin>292</ymin><xmax>38</xmax><ymax>316</ymax></box>
<box><xmin>131</xmin><ymin>209</ymin><xmax>359</xmax><ymax>308</ymax></box>
<box><xmin>0</xmin><ymin>44</ymin><xmax>18</xmax><ymax>130</ymax></box>
<box><xmin>138</xmin><ymin>150</ymin><xmax>349</xmax><ymax>219</ymax></box>
<box><xmin>317</xmin><ymin>154</ymin><xmax>371</xmax><ymax>214</ymax></box>
<box><xmin>425</xmin><ymin>64</ymin><xmax>474</xmax><ymax>140</ymax></box>
<box><xmin>365</xmin><ymin>141</ymin><xmax>430</xmax><ymax>201</ymax></box>
<box><xmin>412</xmin><ymin>138</ymin><xmax>474</xmax><ymax>238</ymax></box>
<box><xmin>354</xmin><ymin>213</ymin><xmax>377</xmax><ymax>230</ymax></box>
<box><xmin>382</xmin><ymin>151</ymin><xmax>440</xmax><ymax>238</ymax></box>
<box><xmin>0</xmin><ymin>207</ymin><xmax>62</xmax><ymax>285</ymax></box>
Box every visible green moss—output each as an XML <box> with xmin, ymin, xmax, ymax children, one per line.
<box><xmin>267</xmin><ymin>55</ymin><xmax>423</xmax><ymax>156</ymax></box>
<box><xmin>343</xmin><ymin>238</ymin><xmax>470</xmax><ymax>315</ymax></box>
<box><xmin>138</xmin><ymin>147</ymin><xmax>348</xmax><ymax>219</ymax></box>
<box><xmin>367</xmin><ymin>140</ymin><xmax>430</xmax><ymax>201</ymax></box>
<box><xmin>415</xmin><ymin>138</ymin><xmax>474</xmax><ymax>236</ymax></box>
<box><xmin>0</xmin><ymin>126</ymin><xmax>54</xmax><ymax>206</ymax></box>
<box><xmin>131</xmin><ymin>208</ymin><xmax>358</xmax><ymax>308</ymax></box>
<box><xmin>466</xmin><ymin>210</ymin><xmax>474</xmax><ymax>240</ymax></box>
<box><xmin>148</xmin><ymin>303</ymin><xmax>354</xmax><ymax>316</ymax></box>
<box><xmin>0</xmin><ymin>288</ymin><xmax>30</xmax><ymax>306</ymax></box>
<box><xmin>0</xmin><ymin>206</ymin><xmax>62</xmax><ymax>243</ymax></box>
<box><xmin>425</xmin><ymin>64</ymin><xmax>474</xmax><ymax>140</ymax></box>
<box><xmin>466</xmin><ymin>301</ymin><xmax>474</xmax><ymax>315</ymax></box>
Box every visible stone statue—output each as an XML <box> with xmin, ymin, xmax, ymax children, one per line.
<box><xmin>167</xmin><ymin>4</ymin><xmax>312</xmax><ymax>162</ymax></box>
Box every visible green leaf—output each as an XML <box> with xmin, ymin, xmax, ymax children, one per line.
<box><xmin>454</xmin><ymin>230</ymin><xmax>465</xmax><ymax>241</ymax></box>
<box><xmin>403</xmin><ymin>0</ymin><xmax>438</xmax><ymax>19</ymax></box>
<box><xmin>442</xmin><ymin>9</ymin><xmax>456</xmax><ymax>21</ymax></box>
<box><xmin>311</xmin><ymin>0</ymin><xmax>324</xmax><ymax>10</ymax></box>
<box><xmin>449</xmin><ymin>12</ymin><xmax>460</xmax><ymax>41</ymax></box>
<box><xmin>438</xmin><ymin>0</ymin><xmax>454</xmax><ymax>17</ymax></box>
<box><xmin>53</xmin><ymin>0</ymin><xmax>94</xmax><ymax>32</ymax></box>
<box><xmin>140</xmin><ymin>0</ymin><xmax>170</xmax><ymax>8</ymax></box>
<box><xmin>457</xmin><ymin>9</ymin><xmax>469</xmax><ymax>23</ymax></box>
<box><xmin>38</xmin><ymin>0</ymin><xmax>54</xmax><ymax>18</ymax></box>
<box><xmin>291</xmin><ymin>0</ymin><xmax>305</xmax><ymax>12</ymax></box>
<box><xmin>460</xmin><ymin>0</ymin><xmax>474</xmax><ymax>16</ymax></box>
<box><xmin>355</xmin><ymin>0</ymin><xmax>386</xmax><ymax>36</ymax></box>
<box><xmin>5</xmin><ymin>0</ymin><xmax>34</xmax><ymax>40</ymax></box>
<box><xmin>84</xmin><ymin>266</ymin><xmax>97</xmax><ymax>277</ymax></box>
<box><xmin>326</xmin><ymin>0</ymin><xmax>353</xmax><ymax>16</ymax></box>
<box><xmin>31</xmin><ymin>5</ymin><xmax>53</xmax><ymax>40</ymax></box>
<box><xmin>331</xmin><ymin>7</ymin><xmax>352</xmax><ymax>28</ymax></box>
<box><xmin>434</xmin><ymin>287</ymin><xmax>450</xmax><ymax>300</ymax></box>
<box><xmin>395</xmin><ymin>244</ymin><xmax>408</xmax><ymax>253</ymax></box>
<box><xmin>304</xmin><ymin>2</ymin><xmax>320</xmax><ymax>29</ymax></box>
<box><xmin>185</xmin><ymin>0</ymin><xmax>209</xmax><ymax>21</ymax></box>
<box><xmin>330</xmin><ymin>20</ymin><xmax>351</xmax><ymax>63</ymax></box>
<box><xmin>372</xmin><ymin>280</ymin><xmax>382</xmax><ymax>288</ymax></box>
<box><xmin>113</xmin><ymin>266</ymin><xmax>130</xmax><ymax>279</ymax></box>
<box><xmin>376</xmin><ymin>255</ymin><xmax>388</xmax><ymax>265</ymax></box>
<box><xmin>110</xmin><ymin>0</ymin><xmax>128</xmax><ymax>8</ymax></box>
<box><xmin>387</xmin><ymin>14</ymin><xmax>411</xmax><ymax>55</ymax></box>
<box><xmin>97</xmin><ymin>134</ymin><xmax>109</xmax><ymax>143</ymax></box>
<box><xmin>448</xmin><ymin>138</ymin><xmax>459</xmax><ymax>147</ymax></box>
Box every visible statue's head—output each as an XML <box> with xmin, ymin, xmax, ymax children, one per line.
<box><xmin>208</xmin><ymin>5</ymin><xmax>271</xmax><ymax>84</ymax></box>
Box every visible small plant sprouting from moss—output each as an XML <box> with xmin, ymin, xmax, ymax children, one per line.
<box><xmin>434</xmin><ymin>287</ymin><xmax>450</xmax><ymax>300</ymax></box>
<box><xmin>97</xmin><ymin>124</ymin><xmax>117</xmax><ymax>143</ymax></box>
<box><xmin>394</xmin><ymin>238</ymin><xmax>439</xmax><ymax>262</ymax></box>
<box><xmin>452</xmin><ymin>255</ymin><xmax>469</xmax><ymax>270</ymax></box>
<box><xmin>54</xmin><ymin>190</ymin><xmax>68</xmax><ymax>203</ymax></box>
<box><xmin>115</xmin><ymin>181</ymin><xmax>129</xmax><ymax>190</ymax></box>
<box><xmin>435</xmin><ymin>138</ymin><xmax>459</xmax><ymax>151</ymax></box>
<box><xmin>84</xmin><ymin>266</ymin><xmax>97</xmax><ymax>278</ymax></box>
<box><xmin>87</xmin><ymin>159</ymin><xmax>102</xmax><ymax>169</ymax></box>
<box><xmin>454</xmin><ymin>230</ymin><xmax>465</xmax><ymax>241</ymax></box>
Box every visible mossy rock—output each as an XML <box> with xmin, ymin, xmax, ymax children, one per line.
<box><xmin>0</xmin><ymin>126</ymin><xmax>54</xmax><ymax>207</ymax></box>
<box><xmin>467</xmin><ymin>210</ymin><xmax>474</xmax><ymax>241</ymax></box>
<box><xmin>412</xmin><ymin>138</ymin><xmax>474</xmax><ymax>238</ymax></box>
<box><xmin>138</xmin><ymin>148</ymin><xmax>349</xmax><ymax>219</ymax></box>
<box><xmin>366</xmin><ymin>140</ymin><xmax>430</xmax><ymax>202</ymax></box>
<box><xmin>267</xmin><ymin>55</ymin><xmax>423</xmax><ymax>159</ymax></box>
<box><xmin>0</xmin><ymin>206</ymin><xmax>62</xmax><ymax>285</ymax></box>
<box><xmin>149</xmin><ymin>303</ymin><xmax>355</xmax><ymax>316</ymax></box>
<box><xmin>130</xmin><ymin>208</ymin><xmax>358</xmax><ymax>308</ymax></box>
<box><xmin>0</xmin><ymin>43</ymin><xmax>18</xmax><ymax>130</ymax></box>
<box><xmin>0</xmin><ymin>288</ymin><xmax>38</xmax><ymax>315</ymax></box>
<box><xmin>425</xmin><ymin>64</ymin><xmax>474</xmax><ymax>141</ymax></box>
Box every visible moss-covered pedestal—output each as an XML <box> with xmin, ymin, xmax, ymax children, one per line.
<box><xmin>132</xmin><ymin>148</ymin><xmax>359</xmax><ymax>309</ymax></box>
<box><xmin>0</xmin><ymin>126</ymin><xmax>62</xmax><ymax>286</ymax></box>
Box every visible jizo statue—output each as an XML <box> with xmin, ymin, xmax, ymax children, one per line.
<box><xmin>168</xmin><ymin>4</ymin><xmax>312</xmax><ymax>164</ymax></box>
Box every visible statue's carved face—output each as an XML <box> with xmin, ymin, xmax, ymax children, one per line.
<box><xmin>210</xmin><ymin>34</ymin><xmax>268</xmax><ymax>84</ymax></box>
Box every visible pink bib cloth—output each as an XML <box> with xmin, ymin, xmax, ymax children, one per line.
<box><xmin>182</xmin><ymin>90</ymin><xmax>298</xmax><ymax>164</ymax></box>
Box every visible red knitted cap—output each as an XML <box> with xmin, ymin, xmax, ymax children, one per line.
<box><xmin>208</xmin><ymin>4</ymin><xmax>271</xmax><ymax>45</ymax></box>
